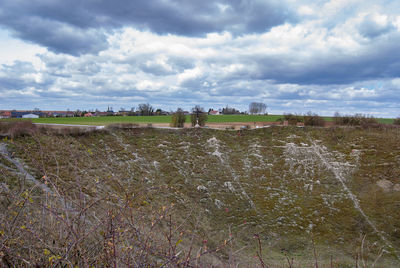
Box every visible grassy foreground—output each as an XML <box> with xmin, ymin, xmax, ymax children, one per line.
<box><xmin>1</xmin><ymin>125</ymin><xmax>400</xmax><ymax>266</ymax></box>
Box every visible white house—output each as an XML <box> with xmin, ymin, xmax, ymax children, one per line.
<box><xmin>22</xmin><ymin>114</ymin><xmax>39</xmax><ymax>119</ymax></box>
<box><xmin>209</xmin><ymin>110</ymin><xmax>220</xmax><ymax>115</ymax></box>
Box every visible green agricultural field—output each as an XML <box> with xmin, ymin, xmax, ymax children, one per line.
<box><xmin>2</xmin><ymin>114</ymin><xmax>394</xmax><ymax>125</ymax></box>
<box><xmin>30</xmin><ymin>115</ymin><xmax>172</xmax><ymax>125</ymax></box>
<box><xmin>26</xmin><ymin>115</ymin><xmax>285</xmax><ymax>125</ymax></box>
<box><xmin>206</xmin><ymin>114</ymin><xmax>283</xmax><ymax>122</ymax></box>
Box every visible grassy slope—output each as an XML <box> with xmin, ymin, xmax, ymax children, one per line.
<box><xmin>1</xmin><ymin>126</ymin><xmax>400</xmax><ymax>266</ymax></box>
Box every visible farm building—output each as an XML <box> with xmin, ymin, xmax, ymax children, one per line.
<box><xmin>22</xmin><ymin>113</ymin><xmax>39</xmax><ymax>119</ymax></box>
<box><xmin>209</xmin><ymin>110</ymin><xmax>220</xmax><ymax>115</ymax></box>
<box><xmin>11</xmin><ymin>111</ymin><xmax>44</xmax><ymax>118</ymax></box>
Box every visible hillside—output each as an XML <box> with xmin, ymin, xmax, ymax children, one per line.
<box><xmin>1</xmin><ymin>125</ymin><xmax>400</xmax><ymax>267</ymax></box>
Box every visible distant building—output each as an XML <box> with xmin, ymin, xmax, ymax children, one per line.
<box><xmin>209</xmin><ymin>110</ymin><xmax>220</xmax><ymax>115</ymax></box>
<box><xmin>0</xmin><ymin>111</ymin><xmax>11</xmax><ymax>118</ymax></box>
<box><xmin>84</xmin><ymin>112</ymin><xmax>93</xmax><ymax>117</ymax></box>
<box><xmin>22</xmin><ymin>113</ymin><xmax>39</xmax><ymax>119</ymax></box>
<box><xmin>11</xmin><ymin>111</ymin><xmax>44</xmax><ymax>118</ymax></box>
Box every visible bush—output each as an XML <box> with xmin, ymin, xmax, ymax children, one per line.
<box><xmin>333</xmin><ymin>112</ymin><xmax>378</xmax><ymax>126</ymax></box>
<box><xmin>106</xmin><ymin>123</ymin><xmax>139</xmax><ymax>130</ymax></box>
<box><xmin>0</xmin><ymin>120</ymin><xmax>37</xmax><ymax>138</ymax></box>
<box><xmin>190</xmin><ymin>113</ymin><xmax>207</xmax><ymax>127</ymax></box>
<box><xmin>303</xmin><ymin>112</ymin><xmax>325</xmax><ymax>127</ymax></box>
<box><xmin>170</xmin><ymin>109</ymin><xmax>186</xmax><ymax>128</ymax></box>
<box><xmin>393</xmin><ymin>117</ymin><xmax>400</xmax><ymax>125</ymax></box>
<box><xmin>283</xmin><ymin>113</ymin><xmax>303</xmax><ymax>125</ymax></box>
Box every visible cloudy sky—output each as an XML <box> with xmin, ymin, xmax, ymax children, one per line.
<box><xmin>1</xmin><ymin>0</ymin><xmax>400</xmax><ymax>116</ymax></box>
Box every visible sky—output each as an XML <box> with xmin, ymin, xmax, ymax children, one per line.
<box><xmin>0</xmin><ymin>0</ymin><xmax>400</xmax><ymax>117</ymax></box>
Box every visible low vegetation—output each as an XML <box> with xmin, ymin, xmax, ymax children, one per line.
<box><xmin>303</xmin><ymin>112</ymin><xmax>325</xmax><ymax>127</ymax></box>
<box><xmin>0</xmin><ymin>120</ymin><xmax>38</xmax><ymax>138</ymax></box>
<box><xmin>281</xmin><ymin>113</ymin><xmax>304</xmax><ymax>125</ymax></box>
<box><xmin>277</xmin><ymin>112</ymin><xmax>325</xmax><ymax>127</ymax></box>
<box><xmin>333</xmin><ymin>112</ymin><xmax>378</xmax><ymax>126</ymax></box>
<box><xmin>1</xmin><ymin>122</ymin><xmax>400</xmax><ymax>266</ymax></box>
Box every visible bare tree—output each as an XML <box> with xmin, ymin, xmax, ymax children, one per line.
<box><xmin>249</xmin><ymin>102</ymin><xmax>267</xmax><ymax>115</ymax></box>
<box><xmin>138</xmin><ymin>103</ymin><xmax>154</xmax><ymax>116</ymax></box>
<box><xmin>221</xmin><ymin>106</ymin><xmax>241</xmax><ymax>115</ymax></box>
<box><xmin>190</xmin><ymin>105</ymin><xmax>207</xmax><ymax>127</ymax></box>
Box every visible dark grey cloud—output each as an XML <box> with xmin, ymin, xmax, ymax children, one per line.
<box><xmin>2</xmin><ymin>17</ymin><xmax>107</xmax><ymax>55</ymax></box>
<box><xmin>359</xmin><ymin>14</ymin><xmax>395</xmax><ymax>38</ymax></box>
<box><xmin>0</xmin><ymin>0</ymin><xmax>292</xmax><ymax>55</ymax></box>
<box><xmin>250</xmin><ymin>33</ymin><xmax>400</xmax><ymax>85</ymax></box>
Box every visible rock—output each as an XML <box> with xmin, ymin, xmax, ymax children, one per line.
<box><xmin>376</xmin><ymin>179</ymin><xmax>393</xmax><ymax>192</ymax></box>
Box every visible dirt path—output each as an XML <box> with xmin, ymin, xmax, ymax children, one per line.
<box><xmin>0</xmin><ymin>142</ymin><xmax>53</xmax><ymax>194</ymax></box>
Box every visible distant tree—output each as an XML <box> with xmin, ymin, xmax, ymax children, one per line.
<box><xmin>138</xmin><ymin>103</ymin><xmax>154</xmax><ymax>116</ymax></box>
<box><xmin>128</xmin><ymin>107</ymin><xmax>136</xmax><ymax>116</ymax></box>
<box><xmin>393</xmin><ymin>117</ymin><xmax>400</xmax><ymax>125</ymax></box>
<box><xmin>171</xmin><ymin>108</ymin><xmax>186</xmax><ymax>127</ymax></box>
<box><xmin>190</xmin><ymin>105</ymin><xmax>207</xmax><ymax>127</ymax></box>
<box><xmin>155</xmin><ymin>108</ymin><xmax>163</xmax><ymax>115</ymax></box>
<box><xmin>284</xmin><ymin>113</ymin><xmax>303</xmax><ymax>125</ymax></box>
<box><xmin>74</xmin><ymin>109</ymin><xmax>84</xmax><ymax>117</ymax></box>
<box><xmin>249</xmin><ymin>102</ymin><xmax>267</xmax><ymax>115</ymax></box>
<box><xmin>221</xmin><ymin>106</ymin><xmax>240</xmax><ymax>115</ymax></box>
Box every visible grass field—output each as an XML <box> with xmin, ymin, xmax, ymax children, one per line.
<box><xmin>28</xmin><ymin>115</ymin><xmax>286</xmax><ymax>125</ymax></box>
<box><xmin>1</xmin><ymin>114</ymin><xmax>395</xmax><ymax>125</ymax></box>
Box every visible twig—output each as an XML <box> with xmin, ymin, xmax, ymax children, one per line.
<box><xmin>254</xmin><ymin>234</ymin><xmax>267</xmax><ymax>268</ymax></box>
<box><xmin>311</xmin><ymin>234</ymin><xmax>318</xmax><ymax>268</ymax></box>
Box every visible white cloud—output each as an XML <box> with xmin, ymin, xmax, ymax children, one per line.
<box><xmin>0</xmin><ymin>28</ymin><xmax>46</xmax><ymax>68</ymax></box>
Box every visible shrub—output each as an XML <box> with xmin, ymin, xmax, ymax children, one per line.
<box><xmin>303</xmin><ymin>112</ymin><xmax>325</xmax><ymax>127</ymax></box>
<box><xmin>170</xmin><ymin>108</ymin><xmax>186</xmax><ymax>128</ymax></box>
<box><xmin>393</xmin><ymin>117</ymin><xmax>400</xmax><ymax>125</ymax></box>
<box><xmin>333</xmin><ymin>112</ymin><xmax>378</xmax><ymax>126</ymax></box>
<box><xmin>284</xmin><ymin>113</ymin><xmax>303</xmax><ymax>125</ymax></box>
<box><xmin>190</xmin><ymin>113</ymin><xmax>207</xmax><ymax>127</ymax></box>
<box><xmin>0</xmin><ymin>120</ymin><xmax>37</xmax><ymax>138</ymax></box>
<box><xmin>106</xmin><ymin>123</ymin><xmax>139</xmax><ymax>130</ymax></box>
